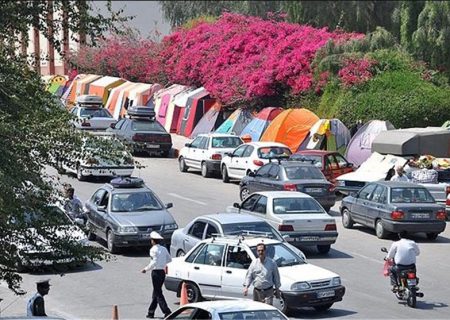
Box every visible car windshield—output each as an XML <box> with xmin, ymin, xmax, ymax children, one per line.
<box><xmin>390</xmin><ymin>187</ymin><xmax>435</xmax><ymax>203</ymax></box>
<box><xmin>131</xmin><ymin>120</ymin><xmax>166</xmax><ymax>132</ymax></box>
<box><xmin>284</xmin><ymin>165</ymin><xmax>324</xmax><ymax>180</ymax></box>
<box><xmin>222</xmin><ymin>222</ymin><xmax>283</xmax><ymax>241</ymax></box>
<box><xmin>258</xmin><ymin>147</ymin><xmax>292</xmax><ymax>159</ymax></box>
<box><xmin>250</xmin><ymin>243</ymin><xmax>305</xmax><ymax>267</ymax></box>
<box><xmin>290</xmin><ymin>154</ymin><xmax>322</xmax><ymax>168</ymax></box>
<box><xmin>211</xmin><ymin>137</ymin><xmax>243</xmax><ymax>148</ymax></box>
<box><xmin>80</xmin><ymin>108</ymin><xmax>112</xmax><ymax>118</ymax></box>
<box><xmin>111</xmin><ymin>192</ymin><xmax>162</xmax><ymax>212</ymax></box>
<box><xmin>219</xmin><ymin>310</ymin><xmax>286</xmax><ymax>320</ymax></box>
<box><xmin>273</xmin><ymin>197</ymin><xmax>324</xmax><ymax>214</ymax></box>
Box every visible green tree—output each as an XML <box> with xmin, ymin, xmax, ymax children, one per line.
<box><xmin>0</xmin><ymin>1</ymin><xmax>128</xmax><ymax>293</ymax></box>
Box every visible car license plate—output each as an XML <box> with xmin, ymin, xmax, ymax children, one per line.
<box><xmin>141</xmin><ymin>233</ymin><xmax>151</xmax><ymax>239</ymax></box>
<box><xmin>305</xmin><ymin>188</ymin><xmax>322</xmax><ymax>193</ymax></box>
<box><xmin>407</xmin><ymin>279</ymin><xmax>417</xmax><ymax>286</ymax></box>
<box><xmin>317</xmin><ymin>290</ymin><xmax>335</xmax><ymax>298</ymax></box>
<box><xmin>146</xmin><ymin>144</ymin><xmax>160</xmax><ymax>149</ymax></box>
<box><xmin>411</xmin><ymin>213</ymin><xmax>429</xmax><ymax>219</ymax></box>
<box><xmin>297</xmin><ymin>236</ymin><xmax>320</xmax><ymax>242</ymax></box>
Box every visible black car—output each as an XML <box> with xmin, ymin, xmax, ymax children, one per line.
<box><xmin>340</xmin><ymin>181</ymin><xmax>447</xmax><ymax>239</ymax></box>
<box><xmin>107</xmin><ymin>106</ymin><xmax>172</xmax><ymax>157</ymax></box>
<box><xmin>239</xmin><ymin>160</ymin><xmax>336</xmax><ymax>211</ymax></box>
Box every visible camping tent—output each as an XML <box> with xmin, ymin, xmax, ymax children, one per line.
<box><xmin>105</xmin><ymin>81</ymin><xmax>135</xmax><ymax>119</ymax></box>
<box><xmin>62</xmin><ymin>74</ymin><xmax>87</xmax><ymax>107</ymax></box>
<box><xmin>75</xmin><ymin>74</ymin><xmax>101</xmax><ymax>98</ymax></box>
<box><xmin>129</xmin><ymin>83</ymin><xmax>162</xmax><ymax>107</ymax></box>
<box><xmin>88</xmin><ymin>76</ymin><xmax>125</xmax><ymax>105</ymax></box>
<box><xmin>372</xmin><ymin>128</ymin><xmax>450</xmax><ymax>158</ymax></box>
<box><xmin>240</xmin><ymin>107</ymin><xmax>283</xmax><ymax>142</ymax></box>
<box><xmin>345</xmin><ymin>120</ymin><xmax>395</xmax><ymax>167</ymax></box>
<box><xmin>46</xmin><ymin>75</ymin><xmax>67</xmax><ymax>93</ymax></box>
<box><xmin>157</xmin><ymin>85</ymin><xmax>192</xmax><ymax>132</ymax></box>
<box><xmin>178</xmin><ymin>87</ymin><xmax>215</xmax><ymax>137</ymax></box>
<box><xmin>300</xmin><ymin>119</ymin><xmax>351</xmax><ymax>154</ymax></box>
<box><xmin>154</xmin><ymin>85</ymin><xmax>191</xmax><ymax>127</ymax></box>
<box><xmin>113</xmin><ymin>82</ymin><xmax>143</xmax><ymax>118</ymax></box>
<box><xmin>260</xmin><ymin>108</ymin><xmax>319</xmax><ymax>153</ymax></box>
<box><xmin>190</xmin><ymin>101</ymin><xmax>225</xmax><ymax>138</ymax></box>
<box><xmin>215</xmin><ymin>108</ymin><xmax>254</xmax><ymax>136</ymax></box>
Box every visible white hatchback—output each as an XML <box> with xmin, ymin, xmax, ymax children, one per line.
<box><xmin>220</xmin><ymin>142</ymin><xmax>292</xmax><ymax>182</ymax></box>
<box><xmin>165</xmin><ymin>236</ymin><xmax>345</xmax><ymax>315</ymax></box>
<box><xmin>178</xmin><ymin>133</ymin><xmax>243</xmax><ymax>178</ymax></box>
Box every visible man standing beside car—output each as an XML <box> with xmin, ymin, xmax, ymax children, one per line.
<box><xmin>243</xmin><ymin>243</ymin><xmax>281</xmax><ymax>305</ymax></box>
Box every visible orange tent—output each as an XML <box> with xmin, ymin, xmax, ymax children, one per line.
<box><xmin>88</xmin><ymin>76</ymin><xmax>125</xmax><ymax>105</ymax></box>
<box><xmin>260</xmin><ymin>108</ymin><xmax>319</xmax><ymax>153</ymax></box>
<box><xmin>76</xmin><ymin>74</ymin><xmax>101</xmax><ymax>98</ymax></box>
<box><xmin>105</xmin><ymin>81</ymin><xmax>135</xmax><ymax>118</ymax></box>
<box><xmin>63</xmin><ymin>74</ymin><xmax>87</xmax><ymax>107</ymax></box>
<box><xmin>117</xmin><ymin>83</ymin><xmax>143</xmax><ymax>118</ymax></box>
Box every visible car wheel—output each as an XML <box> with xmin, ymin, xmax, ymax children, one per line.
<box><xmin>240</xmin><ymin>187</ymin><xmax>250</xmax><ymax>201</ymax></box>
<box><xmin>87</xmin><ymin>222</ymin><xmax>96</xmax><ymax>241</ymax></box>
<box><xmin>314</xmin><ymin>303</ymin><xmax>333</xmax><ymax>311</ymax></box>
<box><xmin>375</xmin><ymin>220</ymin><xmax>388</xmax><ymax>239</ymax></box>
<box><xmin>222</xmin><ymin>165</ymin><xmax>230</xmax><ymax>183</ymax></box>
<box><xmin>341</xmin><ymin>208</ymin><xmax>354</xmax><ymax>229</ymax></box>
<box><xmin>76</xmin><ymin>164</ymin><xmax>86</xmax><ymax>181</ymax></box>
<box><xmin>279</xmin><ymin>293</ymin><xmax>292</xmax><ymax>316</ymax></box>
<box><xmin>317</xmin><ymin>244</ymin><xmax>331</xmax><ymax>254</ymax></box>
<box><xmin>106</xmin><ymin>229</ymin><xmax>117</xmax><ymax>254</ymax></box>
<box><xmin>176</xmin><ymin>250</ymin><xmax>185</xmax><ymax>257</ymax></box>
<box><xmin>179</xmin><ymin>157</ymin><xmax>188</xmax><ymax>172</ymax></box>
<box><xmin>426</xmin><ymin>232</ymin><xmax>439</xmax><ymax>240</ymax></box>
<box><xmin>184</xmin><ymin>282</ymin><xmax>202</xmax><ymax>303</ymax></box>
<box><xmin>161</xmin><ymin>150</ymin><xmax>170</xmax><ymax>158</ymax></box>
<box><xmin>201</xmin><ymin>162</ymin><xmax>211</xmax><ymax>178</ymax></box>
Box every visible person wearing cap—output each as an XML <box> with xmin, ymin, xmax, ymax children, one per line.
<box><xmin>141</xmin><ymin>231</ymin><xmax>172</xmax><ymax>318</ymax></box>
<box><xmin>27</xmin><ymin>279</ymin><xmax>51</xmax><ymax>316</ymax></box>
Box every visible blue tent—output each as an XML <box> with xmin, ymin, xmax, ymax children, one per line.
<box><xmin>240</xmin><ymin>107</ymin><xmax>283</xmax><ymax>141</ymax></box>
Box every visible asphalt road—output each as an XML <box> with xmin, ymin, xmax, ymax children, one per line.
<box><xmin>1</xmin><ymin>157</ymin><xmax>450</xmax><ymax>319</ymax></box>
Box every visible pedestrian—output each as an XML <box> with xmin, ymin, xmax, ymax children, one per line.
<box><xmin>141</xmin><ymin>231</ymin><xmax>172</xmax><ymax>318</ymax></box>
<box><xmin>243</xmin><ymin>243</ymin><xmax>281</xmax><ymax>305</ymax></box>
<box><xmin>27</xmin><ymin>279</ymin><xmax>51</xmax><ymax>317</ymax></box>
<box><xmin>390</xmin><ymin>164</ymin><xmax>410</xmax><ymax>182</ymax></box>
<box><xmin>63</xmin><ymin>185</ymin><xmax>85</xmax><ymax>222</ymax></box>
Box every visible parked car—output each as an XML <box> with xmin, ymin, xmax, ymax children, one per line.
<box><xmin>107</xmin><ymin>106</ymin><xmax>172</xmax><ymax>157</ymax></box>
<box><xmin>221</xmin><ymin>142</ymin><xmax>292</xmax><ymax>182</ymax></box>
<box><xmin>70</xmin><ymin>95</ymin><xmax>116</xmax><ymax>130</ymax></box>
<box><xmin>340</xmin><ymin>181</ymin><xmax>447</xmax><ymax>239</ymax></box>
<box><xmin>291</xmin><ymin>150</ymin><xmax>354</xmax><ymax>184</ymax></box>
<box><xmin>240</xmin><ymin>160</ymin><xmax>336</xmax><ymax>212</ymax></box>
<box><xmin>84</xmin><ymin>177</ymin><xmax>178</xmax><ymax>253</ymax></box>
<box><xmin>170</xmin><ymin>213</ymin><xmax>286</xmax><ymax>258</ymax></box>
<box><xmin>166</xmin><ymin>300</ymin><xmax>288</xmax><ymax>320</ymax></box>
<box><xmin>165</xmin><ymin>236</ymin><xmax>345</xmax><ymax>314</ymax></box>
<box><xmin>57</xmin><ymin>131</ymin><xmax>134</xmax><ymax>181</ymax></box>
<box><xmin>178</xmin><ymin>133</ymin><xmax>243</xmax><ymax>178</ymax></box>
<box><xmin>228</xmin><ymin>191</ymin><xmax>338</xmax><ymax>254</ymax></box>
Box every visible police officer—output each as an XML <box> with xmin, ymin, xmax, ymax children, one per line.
<box><xmin>141</xmin><ymin>231</ymin><xmax>172</xmax><ymax>318</ymax></box>
<box><xmin>27</xmin><ymin>279</ymin><xmax>51</xmax><ymax>317</ymax></box>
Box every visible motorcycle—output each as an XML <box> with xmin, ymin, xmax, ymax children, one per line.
<box><xmin>381</xmin><ymin>247</ymin><xmax>424</xmax><ymax>308</ymax></box>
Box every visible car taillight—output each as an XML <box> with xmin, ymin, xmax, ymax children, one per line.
<box><xmin>407</xmin><ymin>272</ymin><xmax>416</xmax><ymax>279</ymax></box>
<box><xmin>436</xmin><ymin>209</ymin><xmax>447</xmax><ymax>221</ymax></box>
<box><xmin>278</xmin><ymin>224</ymin><xmax>294</xmax><ymax>231</ymax></box>
<box><xmin>446</xmin><ymin>186</ymin><xmax>450</xmax><ymax>196</ymax></box>
<box><xmin>253</xmin><ymin>160</ymin><xmax>264</xmax><ymax>166</ymax></box>
<box><xmin>283</xmin><ymin>183</ymin><xmax>297</xmax><ymax>191</ymax></box>
<box><xmin>391</xmin><ymin>210</ymin><xmax>404</xmax><ymax>220</ymax></box>
<box><xmin>325</xmin><ymin>224</ymin><xmax>336</xmax><ymax>231</ymax></box>
<box><xmin>211</xmin><ymin>153</ymin><xmax>222</xmax><ymax>160</ymax></box>
<box><xmin>328</xmin><ymin>184</ymin><xmax>336</xmax><ymax>192</ymax></box>
<box><xmin>81</xmin><ymin>121</ymin><xmax>91</xmax><ymax>127</ymax></box>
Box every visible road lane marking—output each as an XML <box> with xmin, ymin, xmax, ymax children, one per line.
<box><xmin>168</xmin><ymin>193</ymin><xmax>207</xmax><ymax>206</ymax></box>
<box><xmin>346</xmin><ymin>250</ymin><xmax>384</xmax><ymax>264</ymax></box>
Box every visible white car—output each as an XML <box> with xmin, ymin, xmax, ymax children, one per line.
<box><xmin>227</xmin><ymin>191</ymin><xmax>338</xmax><ymax>254</ymax></box>
<box><xmin>166</xmin><ymin>300</ymin><xmax>288</xmax><ymax>320</ymax></box>
<box><xmin>70</xmin><ymin>95</ymin><xmax>116</xmax><ymax>131</ymax></box>
<box><xmin>58</xmin><ymin>131</ymin><xmax>134</xmax><ymax>181</ymax></box>
<box><xmin>221</xmin><ymin>142</ymin><xmax>292</xmax><ymax>182</ymax></box>
<box><xmin>165</xmin><ymin>236</ymin><xmax>345</xmax><ymax>314</ymax></box>
<box><xmin>178</xmin><ymin>133</ymin><xmax>243</xmax><ymax>178</ymax></box>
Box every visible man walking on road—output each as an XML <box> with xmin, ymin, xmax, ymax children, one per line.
<box><xmin>27</xmin><ymin>279</ymin><xmax>51</xmax><ymax>317</ymax></box>
<box><xmin>243</xmin><ymin>243</ymin><xmax>281</xmax><ymax>305</ymax></box>
<box><xmin>141</xmin><ymin>231</ymin><xmax>172</xmax><ymax>318</ymax></box>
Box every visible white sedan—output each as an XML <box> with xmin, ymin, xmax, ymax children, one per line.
<box><xmin>227</xmin><ymin>191</ymin><xmax>338</xmax><ymax>254</ymax></box>
<box><xmin>166</xmin><ymin>300</ymin><xmax>288</xmax><ymax>319</ymax></box>
<box><xmin>220</xmin><ymin>142</ymin><xmax>292</xmax><ymax>182</ymax></box>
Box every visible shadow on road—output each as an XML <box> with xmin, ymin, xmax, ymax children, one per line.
<box><xmin>351</xmin><ymin>225</ymin><xmax>450</xmax><ymax>243</ymax></box>
<box><xmin>300</xmin><ymin>247</ymin><xmax>354</xmax><ymax>260</ymax></box>
<box><xmin>26</xmin><ymin>261</ymin><xmax>102</xmax><ymax>276</ymax></box>
<box><xmin>289</xmin><ymin>307</ymin><xmax>357</xmax><ymax>319</ymax></box>
<box><xmin>416</xmin><ymin>300</ymin><xmax>448</xmax><ymax>310</ymax></box>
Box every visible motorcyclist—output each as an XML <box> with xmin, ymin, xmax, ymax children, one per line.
<box><xmin>63</xmin><ymin>186</ymin><xmax>86</xmax><ymax>223</ymax></box>
<box><xmin>387</xmin><ymin>231</ymin><xmax>420</xmax><ymax>291</ymax></box>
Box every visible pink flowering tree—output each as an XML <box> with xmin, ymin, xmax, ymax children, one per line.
<box><xmin>338</xmin><ymin>57</ymin><xmax>377</xmax><ymax>87</ymax></box>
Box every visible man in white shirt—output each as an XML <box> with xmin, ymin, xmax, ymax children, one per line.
<box><xmin>390</xmin><ymin>164</ymin><xmax>410</xmax><ymax>182</ymax></box>
<box><xmin>141</xmin><ymin>231</ymin><xmax>172</xmax><ymax>318</ymax></box>
<box><xmin>27</xmin><ymin>279</ymin><xmax>50</xmax><ymax>316</ymax></box>
<box><xmin>387</xmin><ymin>232</ymin><xmax>420</xmax><ymax>289</ymax></box>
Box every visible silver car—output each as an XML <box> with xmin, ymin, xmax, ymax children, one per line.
<box><xmin>85</xmin><ymin>177</ymin><xmax>178</xmax><ymax>253</ymax></box>
<box><xmin>170</xmin><ymin>213</ymin><xmax>285</xmax><ymax>258</ymax></box>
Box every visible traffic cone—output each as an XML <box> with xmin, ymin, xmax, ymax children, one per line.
<box><xmin>112</xmin><ymin>305</ymin><xmax>119</xmax><ymax>320</ymax></box>
<box><xmin>180</xmin><ymin>281</ymin><xmax>189</xmax><ymax>306</ymax></box>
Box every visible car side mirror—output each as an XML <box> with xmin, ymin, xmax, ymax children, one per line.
<box><xmin>110</xmin><ymin>123</ymin><xmax>116</xmax><ymax>129</ymax></box>
<box><xmin>165</xmin><ymin>203</ymin><xmax>173</xmax><ymax>209</ymax></box>
<box><xmin>97</xmin><ymin>205</ymin><xmax>106</xmax><ymax>212</ymax></box>
<box><xmin>248</xmin><ymin>171</ymin><xmax>255</xmax><ymax>177</ymax></box>
<box><xmin>185</xmin><ymin>143</ymin><xmax>191</xmax><ymax>147</ymax></box>
<box><xmin>381</xmin><ymin>247</ymin><xmax>388</xmax><ymax>253</ymax></box>
<box><xmin>233</xmin><ymin>202</ymin><xmax>240</xmax><ymax>209</ymax></box>
<box><xmin>225</xmin><ymin>152</ymin><xmax>233</xmax><ymax>157</ymax></box>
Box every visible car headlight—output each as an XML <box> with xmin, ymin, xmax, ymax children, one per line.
<box><xmin>290</xmin><ymin>282</ymin><xmax>311</xmax><ymax>291</ymax></box>
<box><xmin>331</xmin><ymin>277</ymin><xmax>341</xmax><ymax>286</ymax></box>
<box><xmin>117</xmin><ymin>226</ymin><xmax>138</xmax><ymax>234</ymax></box>
<box><xmin>164</xmin><ymin>223</ymin><xmax>178</xmax><ymax>230</ymax></box>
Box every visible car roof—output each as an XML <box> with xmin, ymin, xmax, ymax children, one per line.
<box><xmin>181</xmin><ymin>300</ymin><xmax>279</xmax><ymax>312</ymax></box>
<box><xmin>202</xmin><ymin>235</ymin><xmax>280</xmax><ymax>247</ymax></box>
<box><xmin>244</xmin><ymin>141</ymin><xmax>288</xmax><ymax>148</ymax></box>
<box><xmin>253</xmin><ymin>191</ymin><xmax>313</xmax><ymax>199</ymax></box>
<box><xmin>197</xmin><ymin>133</ymin><xmax>239</xmax><ymax>138</ymax></box>
<box><xmin>295</xmin><ymin>150</ymin><xmax>337</xmax><ymax>156</ymax></box>
<box><xmin>373</xmin><ymin>181</ymin><xmax>426</xmax><ymax>188</ymax></box>
<box><xmin>201</xmin><ymin>213</ymin><xmax>266</xmax><ymax>224</ymax></box>
<box><xmin>278</xmin><ymin>160</ymin><xmax>316</xmax><ymax>167</ymax></box>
